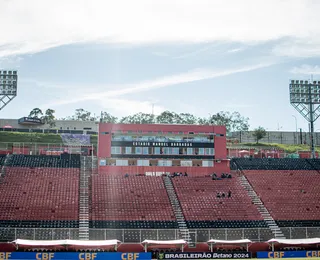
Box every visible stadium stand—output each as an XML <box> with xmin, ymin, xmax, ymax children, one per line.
<box><xmin>0</xmin><ymin>154</ymin><xmax>80</xmax><ymax>241</ymax></box>
<box><xmin>231</xmin><ymin>158</ymin><xmax>315</xmax><ymax>171</ymax></box>
<box><xmin>90</xmin><ymin>175</ymin><xmax>177</xmax><ymax>230</ymax></box>
<box><xmin>244</xmin><ymin>170</ymin><xmax>320</xmax><ymax>226</ymax></box>
<box><xmin>171</xmin><ymin>175</ymin><xmax>267</xmax><ymax>228</ymax></box>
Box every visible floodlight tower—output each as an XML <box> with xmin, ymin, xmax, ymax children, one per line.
<box><xmin>289</xmin><ymin>79</ymin><xmax>320</xmax><ymax>158</ymax></box>
<box><xmin>0</xmin><ymin>69</ymin><xmax>18</xmax><ymax>111</ymax></box>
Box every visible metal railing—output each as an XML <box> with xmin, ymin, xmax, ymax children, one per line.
<box><xmin>0</xmin><ymin>227</ymin><xmax>319</xmax><ymax>242</ymax></box>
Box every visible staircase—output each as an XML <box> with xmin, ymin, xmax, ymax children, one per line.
<box><xmin>163</xmin><ymin>176</ymin><xmax>194</xmax><ymax>247</ymax></box>
<box><xmin>79</xmin><ymin>156</ymin><xmax>91</xmax><ymax>240</ymax></box>
<box><xmin>1</xmin><ymin>154</ymin><xmax>12</xmax><ymax>181</ymax></box>
<box><xmin>238</xmin><ymin>174</ymin><xmax>286</xmax><ymax>239</ymax></box>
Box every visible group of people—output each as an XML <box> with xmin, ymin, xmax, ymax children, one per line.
<box><xmin>211</xmin><ymin>172</ymin><xmax>232</xmax><ymax>180</ymax></box>
<box><xmin>217</xmin><ymin>190</ymin><xmax>232</xmax><ymax>198</ymax></box>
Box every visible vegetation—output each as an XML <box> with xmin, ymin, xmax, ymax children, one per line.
<box><xmin>29</xmin><ymin>108</ymin><xmax>56</xmax><ymax>127</ymax></box>
<box><xmin>252</xmin><ymin>126</ymin><xmax>267</xmax><ymax>144</ymax></box>
<box><xmin>0</xmin><ymin>132</ymin><xmax>62</xmax><ymax>143</ymax></box>
<box><xmin>58</xmin><ymin>108</ymin><xmax>250</xmax><ymax>133</ymax></box>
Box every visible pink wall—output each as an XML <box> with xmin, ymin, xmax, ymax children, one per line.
<box><xmin>98</xmin><ymin>123</ymin><xmax>229</xmax><ymax>174</ymax></box>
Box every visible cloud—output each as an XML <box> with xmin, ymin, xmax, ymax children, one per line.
<box><xmin>46</xmin><ymin>61</ymin><xmax>274</xmax><ymax>107</ymax></box>
<box><xmin>290</xmin><ymin>64</ymin><xmax>320</xmax><ymax>75</ymax></box>
<box><xmin>1</xmin><ymin>0</ymin><xmax>320</xmax><ymax>57</ymax></box>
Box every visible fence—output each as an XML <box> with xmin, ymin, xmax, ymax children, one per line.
<box><xmin>1</xmin><ymin>227</ymin><xmax>319</xmax><ymax>243</ymax></box>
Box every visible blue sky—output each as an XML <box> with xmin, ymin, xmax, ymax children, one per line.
<box><xmin>1</xmin><ymin>0</ymin><xmax>320</xmax><ymax>131</ymax></box>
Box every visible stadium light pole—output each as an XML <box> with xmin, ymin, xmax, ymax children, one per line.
<box><xmin>0</xmin><ymin>70</ymin><xmax>18</xmax><ymax>111</ymax></box>
<box><xmin>289</xmin><ymin>79</ymin><xmax>320</xmax><ymax>158</ymax></box>
<box><xmin>292</xmin><ymin>115</ymin><xmax>298</xmax><ymax>144</ymax></box>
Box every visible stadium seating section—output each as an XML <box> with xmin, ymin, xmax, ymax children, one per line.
<box><xmin>90</xmin><ymin>175</ymin><xmax>177</xmax><ymax>229</ymax></box>
<box><xmin>0</xmin><ymin>155</ymin><xmax>80</xmax><ymax>230</ymax></box>
<box><xmin>245</xmin><ymin>170</ymin><xmax>320</xmax><ymax>227</ymax></box>
<box><xmin>0</xmin><ymin>155</ymin><xmax>320</xmax><ymax>242</ymax></box>
<box><xmin>172</xmin><ymin>175</ymin><xmax>267</xmax><ymax>229</ymax></box>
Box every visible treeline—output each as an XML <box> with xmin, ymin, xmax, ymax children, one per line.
<box><xmin>28</xmin><ymin>108</ymin><xmax>250</xmax><ymax>133</ymax></box>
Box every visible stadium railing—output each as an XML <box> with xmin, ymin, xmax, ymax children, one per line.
<box><xmin>0</xmin><ymin>227</ymin><xmax>319</xmax><ymax>242</ymax></box>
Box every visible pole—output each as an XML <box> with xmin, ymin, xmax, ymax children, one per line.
<box><xmin>292</xmin><ymin>115</ymin><xmax>297</xmax><ymax>144</ymax></box>
<box><xmin>309</xmin><ymin>83</ymin><xmax>315</xmax><ymax>158</ymax></box>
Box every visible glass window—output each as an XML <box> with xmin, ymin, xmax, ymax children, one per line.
<box><xmin>158</xmin><ymin>160</ymin><xmax>172</xmax><ymax>166</ymax></box>
<box><xmin>181</xmin><ymin>160</ymin><xmax>192</xmax><ymax>166</ymax></box>
<box><xmin>198</xmin><ymin>148</ymin><xmax>204</xmax><ymax>155</ymax></box>
<box><xmin>135</xmin><ymin>147</ymin><xmax>142</xmax><ymax>154</ymax></box>
<box><xmin>154</xmin><ymin>147</ymin><xmax>161</xmax><ymax>155</ymax></box>
<box><xmin>125</xmin><ymin>147</ymin><xmax>132</xmax><ymax>154</ymax></box>
<box><xmin>137</xmin><ymin>160</ymin><xmax>149</xmax><ymax>166</ymax></box>
<box><xmin>111</xmin><ymin>146</ymin><xmax>121</xmax><ymax>154</ymax></box>
<box><xmin>116</xmin><ymin>160</ymin><xmax>128</xmax><ymax>166</ymax></box>
<box><xmin>187</xmin><ymin>148</ymin><xmax>193</xmax><ymax>155</ymax></box>
<box><xmin>172</xmin><ymin>148</ymin><xmax>179</xmax><ymax>155</ymax></box>
<box><xmin>163</xmin><ymin>148</ymin><xmax>170</xmax><ymax>154</ymax></box>
<box><xmin>202</xmin><ymin>160</ymin><xmax>214</xmax><ymax>167</ymax></box>
<box><xmin>143</xmin><ymin>147</ymin><xmax>149</xmax><ymax>154</ymax></box>
<box><xmin>205</xmin><ymin>148</ymin><xmax>214</xmax><ymax>155</ymax></box>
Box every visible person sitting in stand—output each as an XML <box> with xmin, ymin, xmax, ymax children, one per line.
<box><xmin>217</xmin><ymin>192</ymin><xmax>221</xmax><ymax>198</ymax></box>
<box><xmin>228</xmin><ymin>190</ymin><xmax>232</xmax><ymax>198</ymax></box>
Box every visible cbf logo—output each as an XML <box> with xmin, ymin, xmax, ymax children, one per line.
<box><xmin>158</xmin><ymin>253</ymin><xmax>164</xmax><ymax>260</ymax></box>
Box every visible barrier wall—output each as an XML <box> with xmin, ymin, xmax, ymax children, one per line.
<box><xmin>257</xmin><ymin>251</ymin><xmax>320</xmax><ymax>258</ymax></box>
<box><xmin>159</xmin><ymin>252</ymin><xmax>251</xmax><ymax>259</ymax></box>
<box><xmin>0</xmin><ymin>252</ymin><xmax>151</xmax><ymax>260</ymax></box>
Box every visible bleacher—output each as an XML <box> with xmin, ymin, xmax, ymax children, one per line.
<box><xmin>245</xmin><ymin>170</ymin><xmax>320</xmax><ymax>228</ymax></box>
<box><xmin>90</xmin><ymin>175</ymin><xmax>177</xmax><ymax>229</ymax></box>
<box><xmin>0</xmin><ymin>155</ymin><xmax>80</xmax><ymax>234</ymax></box>
<box><xmin>171</xmin><ymin>175</ymin><xmax>267</xmax><ymax>229</ymax></box>
<box><xmin>231</xmin><ymin>158</ymin><xmax>315</xmax><ymax>170</ymax></box>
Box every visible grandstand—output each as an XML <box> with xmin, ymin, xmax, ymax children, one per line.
<box><xmin>0</xmin><ymin>124</ymin><xmax>319</xmax><ymax>256</ymax></box>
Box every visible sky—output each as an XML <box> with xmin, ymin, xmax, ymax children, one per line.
<box><xmin>1</xmin><ymin>0</ymin><xmax>320</xmax><ymax>131</ymax></box>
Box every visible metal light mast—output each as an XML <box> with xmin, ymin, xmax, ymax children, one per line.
<box><xmin>289</xmin><ymin>79</ymin><xmax>320</xmax><ymax>158</ymax></box>
<box><xmin>0</xmin><ymin>70</ymin><xmax>18</xmax><ymax>111</ymax></box>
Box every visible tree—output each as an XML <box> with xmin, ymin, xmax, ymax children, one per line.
<box><xmin>252</xmin><ymin>126</ymin><xmax>267</xmax><ymax>143</ymax></box>
<box><xmin>208</xmin><ymin>111</ymin><xmax>249</xmax><ymax>133</ymax></box>
<box><xmin>178</xmin><ymin>113</ymin><xmax>199</xmax><ymax>125</ymax></box>
<box><xmin>156</xmin><ymin>111</ymin><xmax>182</xmax><ymax>124</ymax></box>
<box><xmin>42</xmin><ymin>109</ymin><xmax>56</xmax><ymax>128</ymax></box>
<box><xmin>28</xmin><ymin>108</ymin><xmax>43</xmax><ymax>118</ymax></box>
<box><xmin>100</xmin><ymin>112</ymin><xmax>118</xmax><ymax>123</ymax></box>
<box><xmin>120</xmin><ymin>113</ymin><xmax>155</xmax><ymax>124</ymax></box>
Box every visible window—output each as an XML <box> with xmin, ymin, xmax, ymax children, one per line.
<box><xmin>205</xmin><ymin>148</ymin><xmax>214</xmax><ymax>155</ymax></box>
<box><xmin>111</xmin><ymin>146</ymin><xmax>121</xmax><ymax>154</ymax></box>
<box><xmin>154</xmin><ymin>147</ymin><xmax>161</xmax><ymax>154</ymax></box>
<box><xmin>135</xmin><ymin>147</ymin><xmax>142</xmax><ymax>154</ymax></box>
<box><xmin>137</xmin><ymin>160</ymin><xmax>149</xmax><ymax>166</ymax></box>
<box><xmin>143</xmin><ymin>147</ymin><xmax>149</xmax><ymax>155</ymax></box>
<box><xmin>202</xmin><ymin>160</ymin><xmax>214</xmax><ymax>167</ymax></box>
<box><xmin>187</xmin><ymin>148</ymin><xmax>193</xmax><ymax>155</ymax></box>
<box><xmin>116</xmin><ymin>160</ymin><xmax>128</xmax><ymax>166</ymax></box>
<box><xmin>125</xmin><ymin>147</ymin><xmax>132</xmax><ymax>154</ymax></box>
<box><xmin>181</xmin><ymin>160</ymin><xmax>192</xmax><ymax>166</ymax></box>
<box><xmin>172</xmin><ymin>148</ymin><xmax>179</xmax><ymax>155</ymax></box>
<box><xmin>198</xmin><ymin>148</ymin><xmax>204</xmax><ymax>155</ymax></box>
<box><xmin>163</xmin><ymin>147</ymin><xmax>170</xmax><ymax>154</ymax></box>
<box><xmin>158</xmin><ymin>160</ymin><xmax>172</xmax><ymax>166</ymax></box>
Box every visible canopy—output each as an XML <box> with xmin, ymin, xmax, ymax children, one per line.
<box><xmin>13</xmin><ymin>239</ymin><xmax>121</xmax><ymax>247</ymax></box>
<box><xmin>268</xmin><ymin>238</ymin><xmax>320</xmax><ymax>245</ymax></box>
<box><xmin>208</xmin><ymin>239</ymin><xmax>252</xmax><ymax>244</ymax></box>
<box><xmin>207</xmin><ymin>239</ymin><xmax>252</xmax><ymax>252</ymax></box>
<box><xmin>141</xmin><ymin>240</ymin><xmax>187</xmax><ymax>252</ymax></box>
<box><xmin>141</xmin><ymin>240</ymin><xmax>186</xmax><ymax>245</ymax></box>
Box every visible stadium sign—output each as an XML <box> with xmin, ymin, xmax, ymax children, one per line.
<box><xmin>158</xmin><ymin>252</ymin><xmax>251</xmax><ymax>259</ymax></box>
<box><xmin>18</xmin><ymin>117</ymin><xmax>43</xmax><ymax>125</ymax></box>
<box><xmin>132</xmin><ymin>142</ymin><xmax>193</xmax><ymax>147</ymax></box>
<box><xmin>0</xmin><ymin>252</ymin><xmax>152</xmax><ymax>260</ymax></box>
<box><xmin>257</xmin><ymin>250</ymin><xmax>320</xmax><ymax>258</ymax></box>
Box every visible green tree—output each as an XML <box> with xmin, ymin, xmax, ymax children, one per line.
<box><xmin>42</xmin><ymin>109</ymin><xmax>56</xmax><ymax>128</ymax></box>
<box><xmin>178</xmin><ymin>113</ymin><xmax>199</xmax><ymax>124</ymax></box>
<box><xmin>208</xmin><ymin>111</ymin><xmax>249</xmax><ymax>132</ymax></box>
<box><xmin>28</xmin><ymin>108</ymin><xmax>43</xmax><ymax>118</ymax></box>
<box><xmin>156</xmin><ymin>111</ymin><xmax>182</xmax><ymax>124</ymax></box>
<box><xmin>252</xmin><ymin>126</ymin><xmax>267</xmax><ymax>143</ymax></box>
<box><xmin>64</xmin><ymin>108</ymin><xmax>97</xmax><ymax>121</ymax></box>
<box><xmin>99</xmin><ymin>111</ymin><xmax>118</xmax><ymax>123</ymax></box>
<box><xmin>120</xmin><ymin>113</ymin><xmax>155</xmax><ymax>124</ymax></box>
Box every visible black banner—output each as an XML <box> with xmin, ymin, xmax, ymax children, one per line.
<box><xmin>111</xmin><ymin>141</ymin><xmax>214</xmax><ymax>148</ymax></box>
<box><xmin>18</xmin><ymin>117</ymin><xmax>43</xmax><ymax>125</ymax></box>
<box><xmin>158</xmin><ymin>252</ymin><xmax>251</xmax><ymax>259</ymax></box>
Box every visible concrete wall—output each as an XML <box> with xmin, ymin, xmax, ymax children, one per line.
<box><xmin>0</xmin><ymin>118</ymin><xmax>98</xmax><ymax>131</ymax></box>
